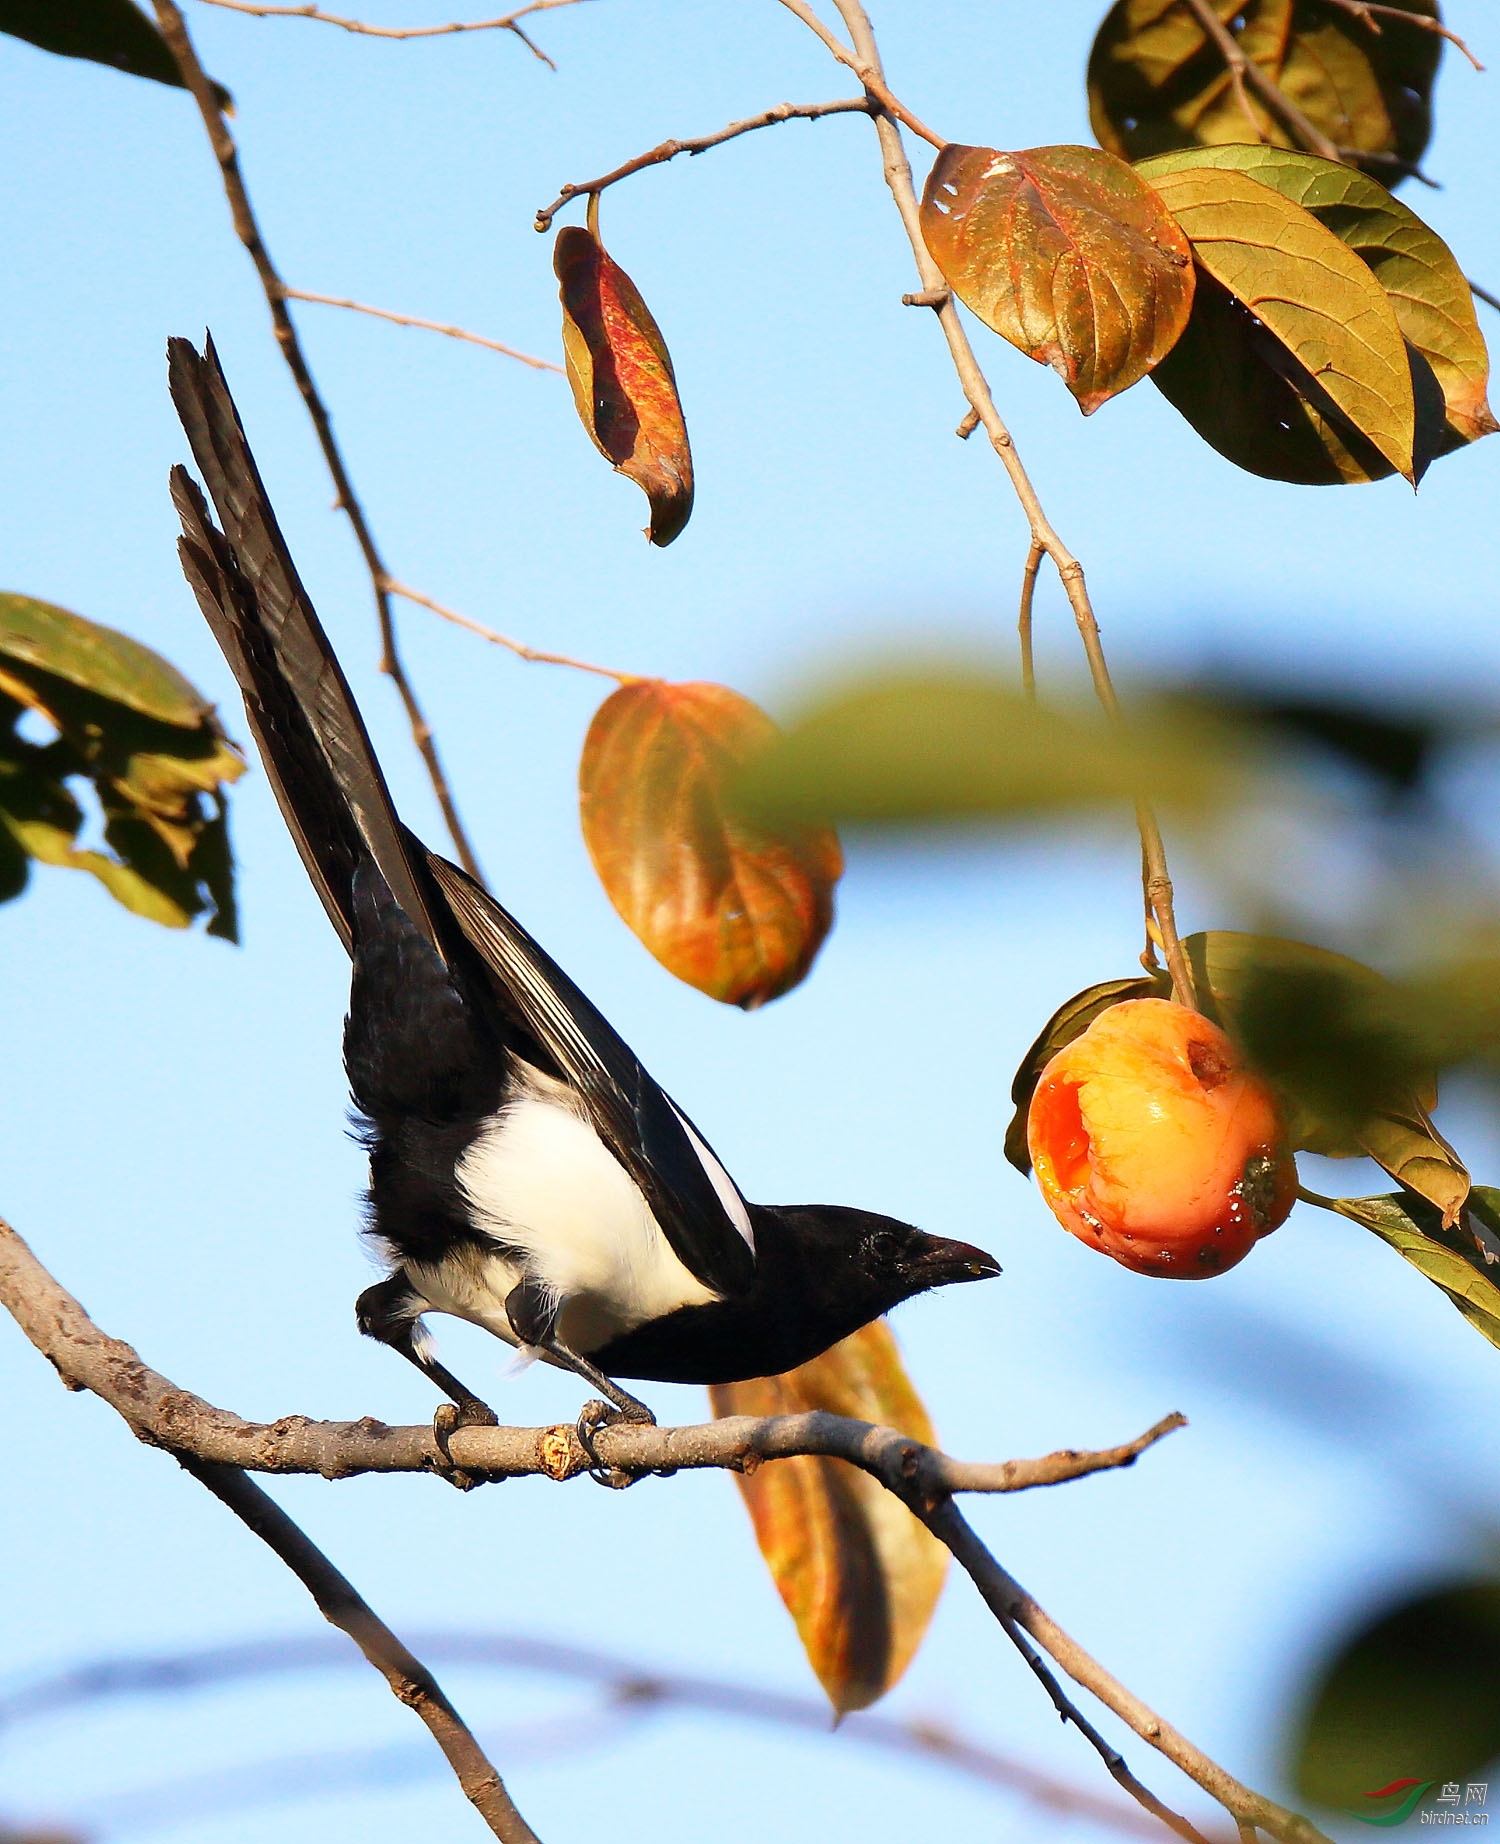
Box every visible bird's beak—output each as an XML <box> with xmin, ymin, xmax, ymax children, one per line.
<box><xmin>907</xmin><ymin>1236</ymin><xmax>1001</xmax><ymax>1287</ymax></box>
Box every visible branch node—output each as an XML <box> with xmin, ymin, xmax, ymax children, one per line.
<box><xmin>902</xmin><ymin>286</ymin><xmax>950</xmax><ymax>308</ymax></box>
<box><xmin>955</xmin><ymin>406</ymin><xmax>980</xmax><ymax>439</ymax></box>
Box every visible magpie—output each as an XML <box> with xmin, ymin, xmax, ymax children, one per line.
<box><xmin>166</xmin><ymin>335</ymin><xmax>1000</xmax><ymax>1440</ymax></box>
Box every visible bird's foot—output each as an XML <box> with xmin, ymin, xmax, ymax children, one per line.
<box><xmin>432</xmin><ymin>1397</ymin><xmax>499</xmax><ymax>1489</ymax></box>
<box><xmin>575</xmin><ymin>1392</ymin><xmax>655</xmax><ymax>1490</ymax></box>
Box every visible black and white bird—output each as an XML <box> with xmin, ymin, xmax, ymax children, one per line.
<box><xmin>167</xmin><ymin>336</ymin><xmax>999</xmax><ymax>1438</ymax></box>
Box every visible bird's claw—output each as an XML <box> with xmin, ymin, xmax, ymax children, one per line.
<box><xmin>432</xmin><ymin>1398</ymin><xmax>499</xmax><ymax>1488</ymax></box>
<box><xmin>576</xmin><ymin>1395</ymin><xmax>655</xmax><ymax>1489</ymax></box>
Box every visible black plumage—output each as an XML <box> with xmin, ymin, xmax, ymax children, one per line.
<box><xmin>167</xmin><ymin>335</ymin><xmax>999</xmax><ymax>1430</ymax></box>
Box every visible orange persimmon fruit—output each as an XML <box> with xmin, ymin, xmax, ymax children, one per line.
<box><xmin>1026</xmin><ymin>997</ymin><xmax>1296</xmax><ymax>1278</ymax></box>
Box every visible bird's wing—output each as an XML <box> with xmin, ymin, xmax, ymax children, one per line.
<box><xmin>168</xmin><ymin>334</ymin><xmax>439</xmax><ymax>955</ymax></box>
<box><xmin>428</xmin><ymin>853</ymin><xmax>758</xmax><ymax>1298</ymax></box>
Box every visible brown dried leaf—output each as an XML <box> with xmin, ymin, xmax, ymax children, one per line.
<box><xmin>555</xmin><ymin>225</ymin><xmax>693</xmax><ymax>546</ymax></box>
<box><xmin>579</xmin><ymin>679</ymin><xmax>842</xmax><ymax>1008</ymax></box>
<box><xmin>710</xmin><ymin>1322</ymin><xmax>948</xmax><ymax>1714</ymax></box>
<box><xmin>920</xmin><ymin>143</ymin><xmax>1195</xmax><ymax>413</ymax></box>
<box><xmin>1089</xmin><ymin>0</ymin><xmax>1443</xmax><ymax>181</ymax></box>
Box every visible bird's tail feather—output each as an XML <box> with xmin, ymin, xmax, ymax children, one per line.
<box><xmin>167</xmin><ymin>334</ymin><xmax>438</xmax><ymax>955</ymax></box>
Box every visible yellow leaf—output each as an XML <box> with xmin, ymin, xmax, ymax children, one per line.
<box><xmin>709</xmin><ymin>1322</ymin><xmax>947</xmax><ymax>1714</ymax></box>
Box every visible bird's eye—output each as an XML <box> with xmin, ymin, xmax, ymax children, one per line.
<box><xmin>865</xmin><ymin>1228</ymin><xmax>902</xmax><ymax>1265</ymax></box>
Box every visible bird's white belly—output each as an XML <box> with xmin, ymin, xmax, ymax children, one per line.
<box><xmin>407</xmin><ymin>1083</ymin><xmax>720</xmax><ymax>1355</ymax></box>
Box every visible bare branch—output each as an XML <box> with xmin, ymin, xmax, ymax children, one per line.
<box><xmin>929</xmin><ymin>1501</ymin><xmax>1335</xmax><ymax>1844</ymax></box>
<box><xmin>193</xmin><ymin>0</ymin><xmax>590</xmax><ymax>69</ymax></box>
<box><xmin>1319</xmin><ymin>0</ymin><xmax>1484</xmax><ymax>71</ymax></box>
<box><xmin>1471</xmin><ymin>278</ymin><xmax>1500</xmax><ymax>315</ymax></box>
<box><xmin>8</xmin><ymin>1632</ymin><xmax>1231</xmax><ymax>1841</ymax></box>
<box><xmin>151</xmin><ymin>0</ymin><xmax>485</xmax><ymax>882</ymax></box>
<box><xmin>534</xmin><ymin>97</ymin><xmax>874</xmax><ymax>231</ymax></box>
<box><xmin>1018</xmin><ymin>539</ymin><xmax>1042</xmax><ymax>703</ymax></box>
<box><xmin>385</xmin><ymin>579</ymin><xmax>632</xmax><ymax>682</ymax></box>
<box><xmin>283</xmin><ymin>290</ymin><xmax>562</xmax><ymax>371</ymax></box>
<box><xmin>795</xmin><ymin>0</ymin><xmax>1198</xmax><ymax>1012</ymax></box>
<box><xmin>178</xmin><ymin>1459</ymin><xmax>541</xmax><ymax>1842</ymax></box>
<box><xmin>772</xmin><ymin>0</ymin><xmax>944</xmax><ymax>148</ymax></box>
<box><xmin>4</xmin><ymin>1205</ymin><xmax>1313</xmax><ymax>1839</ymax></box>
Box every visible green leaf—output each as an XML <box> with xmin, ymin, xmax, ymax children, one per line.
<box><xmin>1292</xmin><ymin>1579</ymin><xmax>1500</xmax><ymax>1811</ymax></box>
<box><xmin>919</xmin><ymin>143</ymin><xmax>1196</xmax><ymax>413</ymax></box>
<box><xmin>0</xmin><ymin>594</ymin><xmax>244</xmax><ymax>938</ymax></box>
<box><xmin>0</xmin><ymin>0</ymin><xmax>230</xmax><ymax>103</ymax></box>
<box><xmin>1143</xmin><ymin>163</ymin><xmax>1417</xmax><ymax>481</ymax></box>
<box><xmin>736</xmin><ymin>670</ymin><xmax>1245</xmax><ymax>830</ymax></box>
<box><xmin>1004</xmin><ymin>974</ymin><xmax>1166</xmax><ymax>1174</ymax></box>
<box><xmin>0</xmin><ymin>594</ymin><xmax>213</xmax><ymax>726</ymax></box>
<box><xmin>1331</xmin><ymin>1189</ymin><xmax>1500</xmax><ymax>1350</ymax></box>
<box><xmin>1089</xmin><ymin>0</ymin><xmax>1442</xmax><ymax>183</ymax></box>
<box><xmin>1139</xmin><ymin>145</ymin><xmax>1496</xmax><ymax>453</ymax></box>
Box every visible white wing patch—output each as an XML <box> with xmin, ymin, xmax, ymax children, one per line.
<box><xmin>445</xmin><ymin>1070</ymin><xmax>720</xmax><ymax>1352</ymax></box>
<box><xmin>670</xmin><ymin>1102</ymin><xmax>755</xmax><ymax>1253</ymax></box>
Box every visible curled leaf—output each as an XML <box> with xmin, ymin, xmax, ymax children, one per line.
<box><xmin>1089</xmin><ymin>0</ymin><xmax>1442</xmax><ymax>181</ymax></box>
<box><xmin>0</xmin><ymin>593</ymin><xmax>243</xmax><ymax>936</ymax></box>
<box><xmin>1331</xmin><ymin>1189</ymin><xmax>1500</xmax><ymax>1352</ymax></box>
<box><xmin>920</xmin><ymin>143</ymin><xmax>1195</xmax><ymax>412</ymax></box>
<box><xmin>580</xmin><ymin>679</ymin><xmax>841</xmax><ymax>1008</ymax></box>
<box><xmin>555</xmin><ymin>225</ymin><xmax>693</xmax><ymax>545</ymax></box>
<box><xmin>1141</xmin><ymin>145</ymin><xmax>1495</xmax><ymax>454</ymax></box>
<box><xmin>1143</xmin><ymin>163</ymin><xmax>1417</xmax><ymax>481</ymax></box>
<box><xmin>709</xmin><ymin>1322</ymin><xmax>947</xmax><ymax>1714</ymax></box>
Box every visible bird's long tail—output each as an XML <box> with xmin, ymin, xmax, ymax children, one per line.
<box><xmin>167</xmin><ymin>334</ymin><xmax>439</xmax><ymax>956</ymax></box>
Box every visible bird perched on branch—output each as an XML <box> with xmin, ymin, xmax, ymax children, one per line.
<box><xmin>167</xmin><ymin>335</ymin><xmax>999</xmax><ymax>1451</ymax></box>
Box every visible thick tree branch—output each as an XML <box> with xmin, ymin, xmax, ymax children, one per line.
<box><xmin>178</xmin><ymin>1458</ymin><xmax>541</xmax><ymax>1842</ymax></box>
<box><xmin>4</xmin><ymin>1206</ymin><xmax>1308</xmax><ymax>1840</ymax></box>
<box><xmin>534</xmin><ymin>97</ymin><xmax>875</xmax><ymax>231</ymax></box>
<box><xmin>793</xmin><ymin>0</ymin><xmax>1197</xmax><ymax>1011</ymax></box>
<box><xmin>152</xmin><ymin>0</ymin><xmax>485</xmax><ymax>881</ymax></box>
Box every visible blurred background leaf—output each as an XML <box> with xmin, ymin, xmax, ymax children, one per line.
<box><xmin>0</xmin><ymin>594</ymin><xmax>243</xmax><ymax>938</ymax></box>
<box><xmin>1291</xmin><ymin>1580</ymin><xmax>1500</xmax><ymax>1810</ymax></box>
<box><xmin>0</xmin><ymin>0</ymin><xmax>230</xmax><ymax>104</ymax></box>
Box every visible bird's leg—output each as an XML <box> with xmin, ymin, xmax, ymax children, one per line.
<box><xmin>503</xmin><ymin>1279</ymin><xmax>655</xmax><ymax>1485</ymax></box>
<box><xmin>356</xmin><ymin>1276</ymin><xmax>499</xmax><ymax>1447</ymax></box>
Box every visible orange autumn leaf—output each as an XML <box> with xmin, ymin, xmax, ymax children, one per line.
<box><xmin>920</xmin><ymin>143</ymin><xmax>1195</xmax><ymax>413</ymax></box>
<box><xmin>555</xmin><ymin>224</ymin><xmax>694</xmax><ymax>546</ymax></box>
<box><xmin>579</xmin><ymin>679</ymin><xmax>842</xmax><ymax>1008</ymax></box>
<box><xmin>710</xmin><ymin>1321</ymin><xmax>948</xmax><ymax>1714</ymax></box>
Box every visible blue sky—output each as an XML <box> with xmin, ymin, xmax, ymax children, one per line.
<box><xmin>3</xmin><ymin>4</ymin><xmax>1500</xmax><ymax>1841</ymax></box>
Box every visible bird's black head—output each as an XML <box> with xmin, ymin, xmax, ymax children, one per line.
<box><xmin>751</xmin><ymin>1202</ymin><xmax>1000</xmax><ymax>1368</ymax></box>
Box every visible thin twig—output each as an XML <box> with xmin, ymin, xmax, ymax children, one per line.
<box><xmin>385</xmin><ymin>579</ymin><xmax>632</xmax><ymax>682</ymax></box>
<box><xmin>534</xmin><ymin>96</ymin><xmax>874</xmax><ymax>230</ymax></box>
<box><xmin>6</xmin><ymin>1633</ymin><xmax>1231</xmax><ymax>1841</ymax></box>
<box><xmin>1320</xmin><ymin>0</ymin><xmax>1484</xmax><ymax>71</ymax></box>
<box><xmin>928</xmin><ymin>1501</ymin><xmax>1335</xmax><ymax>1844</ymax></box>
<box><xmin>178</xmin><ymin>1459</ymin><xmax>541</xmax><ymax>1843</ymax></box>
<box><xmin>772</xmin><ymin>0</ymin><xmax>944</xmax><ymax>148</ymax></box>
<box><xmin>193</xmin><ymin>0</ymin><xmax>589</xmax><ymax>69</ymax></box>
<box><xmin>1018</xmin><ymin>540</ymin><xmax>1042</xmax><ymax>704</ymax></box>
<box><xmin>1180</xmin><ymin>0</ymin><xmax>1343</xmax><ymax>161</ymax></box>
<box><xmin>801</xmin><ymin>0</ymin><xmax>1197</xmax><ymax>1011</ymax></box>
<box><xmin>1470</xmin><ymin>278</ymin><xmax>1500</xmax><ymax>315</ymax></box>
<box><xmin>152</xmin><ymin>0</ymin><xmax>485</xmax><ymax>882</ymax></box>
<box><xmin>283</xmin><ymin>290</ymin><xmax>562</xmax><ymax>371</ymax></box>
